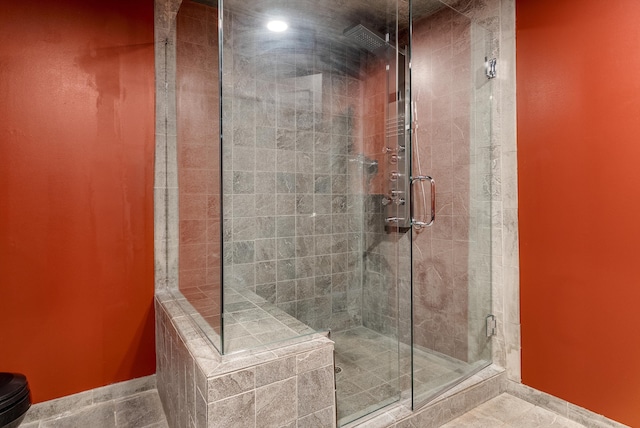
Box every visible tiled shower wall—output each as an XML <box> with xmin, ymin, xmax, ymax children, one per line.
<box><xmin>156</xmin><ymin>0</ymin><xmax>521</xmax><ymax>396</ymax></box>
<box><xmin>357</xmin><ymin>8</ymin><xmax>482</xmax><ymax>361</ymax></box>
<box><xmin>360</xmin><ymin>54</ymin><xmax>408</xmax><ymax>339</ymax></box>
<box><xmin>221</xmin><ymin>9</ymin><xmax>369</xmax><ymax>333</ymax></box>
<box><xmin>410</xmin><ymin>8</ymin><xmax>475</xmax><ymax>362</ymax></box>
<box><xmin>358</xmin><ymin>0</ymin><xmax>515</xmax><ymax>370</ymax></box>
<box><xmin>434</xmin><ymin>0</ymin><xmax>520</xmax><ymax>377</ymax></box>
<box><xmin>176</xmin><ymin>0</ymin><xmax>221</xmax><ymax>333</ymax></box>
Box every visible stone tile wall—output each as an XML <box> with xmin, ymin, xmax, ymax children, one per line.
<box><xmin>220</xmin><ymin>9</ymin><xmax>367</xmax><ymax>334</ymax></box>
<box><xmin>360</xmin><ymin>53</ymin><xmax>405</xmax><ymax>338</ymax></box>
<box><xmin>409</xmin><ymin>7</ymin><xmax>475</xmax><ymax>361</ymax></box>
<box><xmin>176</xmin><ymin>0</ymin><xmax>222</xmax><ymax>336</ymax></box>
<box><xmin>437</xmin><ymin>0</ymin><xmax>520</xmax><ymax>380</ymax></box>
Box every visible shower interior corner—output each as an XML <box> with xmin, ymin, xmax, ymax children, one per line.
<box><xmin>169</xmin><ymin>0</ymin><xmax>494</xmax><ymax>425</ymax></box>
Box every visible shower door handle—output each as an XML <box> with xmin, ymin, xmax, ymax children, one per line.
<box><xmin>411</xmin><ymin>175</ymin><xmax>435</xmax><ymax>229</ymax></box>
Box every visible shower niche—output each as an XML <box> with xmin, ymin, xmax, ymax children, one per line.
<box><xmin>169</xmin><ymin>0</ymin><xmax>495</xmax><ymax>424</ymax></box>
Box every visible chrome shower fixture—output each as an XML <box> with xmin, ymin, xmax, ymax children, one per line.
<box><xmin>343</xmin><ymin>24</ymin><xmax>387</xmax><ymax>53</ymax></box>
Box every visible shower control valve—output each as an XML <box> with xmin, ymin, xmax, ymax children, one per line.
<box><xmin>389</xmin><ymin>171</ymin><xmax>403</xmax><ymax>181</ymax></box>
<box><xmin>381</xmin><ymin>196</ymin><xmax>393</xmax><ymax>206</ymax></box>
<box><xmin>395</xmin><ymin>198</ymin><xmax>406</xmax><ymax>206</ymax></box>
<box><xmin>383</xmin><ymin>146</ymin><xmax>405</xmax><ymax>154</ymax></box>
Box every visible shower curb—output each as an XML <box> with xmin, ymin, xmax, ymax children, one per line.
<box><xmin>343</xmin><ymin>365</ymin><xmax>506</xmax><ymax>428</ymax></box>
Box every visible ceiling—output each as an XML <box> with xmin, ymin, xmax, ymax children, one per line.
<box><xmin>221</xmin><ymin>0</ymin><xmax>451</xmax><ymax>40</ymax></box>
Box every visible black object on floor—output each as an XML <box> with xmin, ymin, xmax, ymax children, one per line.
<box><xmin>0</xmin><ymin>373</ymin><xmax>31</xmax><ymax>428</ymax></box>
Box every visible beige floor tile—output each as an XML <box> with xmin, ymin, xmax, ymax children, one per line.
<box><xmin>506</xmin><ymin>406</ymin><xmax>586</xmax><ymax>428</ymax></box>
<box><xmin>441</xmin><ymin>409</ymin><xmax>505</xmax><ymax>427</ymax></box>
<box><xmin>474</xmin><ymin>393</ymin><xmax>535</xmax><ymax>424</ymax></box>
<box><xmin>442</xmin><ymin>394</ymin><xmax>588</xmax><ymax>428</ymax></box>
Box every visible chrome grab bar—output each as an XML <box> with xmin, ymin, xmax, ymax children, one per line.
<box><xmin>411</xmin><ymin>175</ymin><xmax>435</xmax><ymax>229</ymax></box>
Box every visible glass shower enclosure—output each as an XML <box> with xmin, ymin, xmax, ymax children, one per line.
<box><xmin>171</xmin><ymin>0</ymin><xmax>494</xmax><ymax>424</ymax></box>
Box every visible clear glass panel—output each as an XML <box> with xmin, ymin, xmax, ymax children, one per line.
<box><xmin>170</xmin><ymin>0</ymin><xmax>494</xmax><ymax>421</ymax></box>
<box><xmin>174</xmin><ymin>0</ymin><xmax>223</xmax><ymax>353</ymax></box>
<box><xmin>409</xmin><ymin>0</ymin><xmax>493</xmax><ymax>408</ymax></box>
<box><xmin>219</xmin><ymin>0</ymin><xmax>408</xmax><ymax>424</ymax></box>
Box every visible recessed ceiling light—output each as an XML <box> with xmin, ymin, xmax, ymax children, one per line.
<box><xmin>267</xmin><ymin>20</ymin><xmax>288</xmax><ymax>32</ymax></box>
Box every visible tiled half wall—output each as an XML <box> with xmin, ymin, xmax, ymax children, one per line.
<box><xmin>156</xmin><ymin>292</ymin><xmax>336</xmax><ymax>428</ymax></box>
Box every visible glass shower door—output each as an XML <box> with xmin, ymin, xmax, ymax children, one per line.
<box><xmin>217</xmin><ymin>0</ymin><xmax>411</xmax><ymax>424</ymax></box>
<box><xmin>409</xmin><ymin>0</ymin><xmax>494</xmax><ymax>407</ymax></box>
<box><xmin>331</xmin><ymin>33</ymin><xmax>413</xmax><ymax>426</ymax></box>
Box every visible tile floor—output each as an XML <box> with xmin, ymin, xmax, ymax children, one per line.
<box><xmin>333</xmin><ymin>326</ymin><xmax>482</xmax><ymax>426</ymax></box>
<box><xmin>21</xmin><ymin>390</ymin><xmax>168</xmax><ymax>428</ymax></box>
<box><xmin>18</xmin><ymin>389</ymin><xmax>588</xmax><ymax>427</ymax></box>
<box><xmin>333</xmin><ymin>327</ymin><xmax>404</xmax><ymax>425</ymax></box>
<box><xmin>442</xmin><ymin>393</ymin><xmax>586</xmax><ymax>428</ymax></box>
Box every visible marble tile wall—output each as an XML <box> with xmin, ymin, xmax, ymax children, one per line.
<box><xmin>176</xmin><ymin>0</ymin><xmax>222</xmax><ymax>335</ymax></box>
<box><xmin>417</xmin><ymin>0</ymin><xmax>519</xmax><ymax>375</ymax></box>
<box><xmin>359</xmin><ymin>54</ymin><xmax>406</xmax><ymax>338</ymax></box>
<box><xmin>156</xmin><ymin>292</ymin><xmax>336</xmax><ymax>428</ymax></box>
<box><xmin>409</xmin><ymin>7</ymin><xmax>475</xmax><ymax>362</ymax></box>
<box><xmin>440</xmin><ymin>0</ymin><xmax>520</xmax><ymax>379</ymax></box>
<box><xmin>355</xmin><ymin>0</ymin><xmax>518</xmax><ymax>387</ymax></box>
<box><xmin>496</xmin><ymin>0</ymin><xmax>521</xmax><ymax>383</ymax></box>
<box><xmin>220</xmin><ymin>9</ymin><xmax>367</xmax><ymax>335</ymax></box>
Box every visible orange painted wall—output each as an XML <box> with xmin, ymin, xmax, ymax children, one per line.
<box><xmin>517</xmin><ymin>1</ymin><xmax>640</xmax><ymax>425</ymax></box>
<box><xmin>0</xmin><ymin>0</ymin><xmax>156</xmax><ymax>403</ymax></box>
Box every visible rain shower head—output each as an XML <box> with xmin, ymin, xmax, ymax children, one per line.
<box><xmin>343</xmin><ymin>24</ymin><xmax>387</xmax><ymax>53</ymax></box>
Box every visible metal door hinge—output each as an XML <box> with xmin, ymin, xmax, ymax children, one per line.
<box><xmin>486</xmin><ymin>315</ymin><xmax>497</xmax><ymax>337</ymax></box>
<box><xmin>485</xmin><ymin>57</ymin><xmax>497</xmax><ymax>79</ymax></box>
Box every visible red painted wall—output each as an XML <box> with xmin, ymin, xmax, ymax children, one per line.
<box><xmin>0</xmin><ymin>0</ymin><xmax>155</xmax><ymax>403</ymax></box>
<box><xmin>517</xmin><ymin>1</ymin><xmax>640</xmax><ymax>425</ymax></box>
